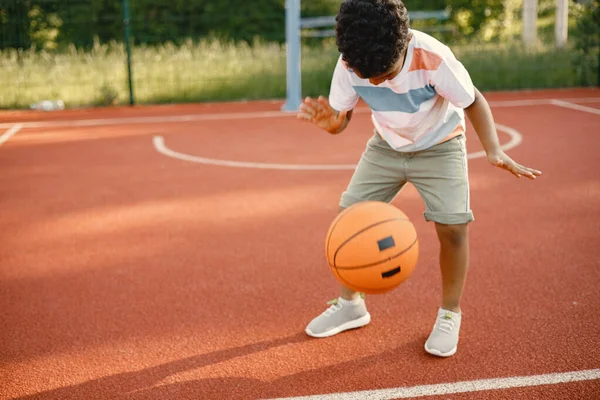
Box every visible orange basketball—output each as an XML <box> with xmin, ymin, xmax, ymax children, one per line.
<box><xmin>325</xmin><ymin>201</ymin><xmax>419</xmax><ymax>294</ymax></box>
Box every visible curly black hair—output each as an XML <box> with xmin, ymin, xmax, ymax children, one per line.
<box><xmin>335</xmin><ymin>0</ymin><xmax>410</xmax><ymax>79</ymax></box>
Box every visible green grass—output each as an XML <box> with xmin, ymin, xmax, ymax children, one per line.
<box><xmin>0</xmin><ymin>37</ymin><xmax>595</xmax><ymax>110</ymax></box>
<box><xmin>454</xmin><ymin>41</ymin><xmax>584</xmax><ymax>90</ymax></box>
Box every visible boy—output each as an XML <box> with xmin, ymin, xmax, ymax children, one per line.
<box><xmin>297</xmin><ymin>0</ymin><xmax>541</xmax><ymax>357</ymax></box>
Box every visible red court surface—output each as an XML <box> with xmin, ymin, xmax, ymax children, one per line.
<box><xmin>1</xmin><ymin>88</ymin><xmax>600</xmax><ymax>400</ymax></box>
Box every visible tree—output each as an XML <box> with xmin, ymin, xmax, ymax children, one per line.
<box><xmin>0</xmin><ymin>0</ymin><xmax>32</xmax><ymax>50</ymax></box>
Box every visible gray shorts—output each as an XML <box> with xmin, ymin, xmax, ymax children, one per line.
<box><xmin>340</xmin><ymin>133</ymin><xmax>474</xmax><ymax>225</ymax></box>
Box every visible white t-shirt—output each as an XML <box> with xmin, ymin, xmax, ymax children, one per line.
<box><xmin>329</xmin><ymin>30</ymin><xmax>475</xmax><ymax>152</ymax></box>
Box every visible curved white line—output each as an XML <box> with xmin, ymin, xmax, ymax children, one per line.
<box><xmin>153</xmin><ymin>124</ymin><xmax>523</xmax><ymax>171</ymax></box>
<box><xmin>467</xmin><ymin>123</ymin><xmax>522</xmax><ymax>160</ymax></box>
<box><xmin>0</xmin><ymin>124</ymin><xmax>23</xmax><ymax>146</ymax></box>
<box><xmin>153</xmin><ymin>136</ymin><xmax>356</xmax><ymax>170</ymax></box>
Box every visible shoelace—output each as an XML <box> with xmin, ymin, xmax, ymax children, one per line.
<box><xmin>323</xmin><ymin>299</ymin><xmax>342</xmax><ymax>316</ymax></box>
<box><xmin>436</xmin><ymin>312</ymin><xmax>456</xmax><ymax>334</ymax></box>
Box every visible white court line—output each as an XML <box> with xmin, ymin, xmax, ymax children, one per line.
<box><xmin>0</xmin><ymin>111</ymin><xmax>286</xmax><ymax>130</ymax></box>
<box><xmin>466</xmin><ymin>123</ymin><xmax>521</xmax><ymax>160</ymax></box>
<box><xmin>551</xmin><ymin>99</ymin><xmax>600</xmax><ymax>115</ymax></box>
<box><xmin>1</xmin><ymin>97</ymin><xmax>599</xmax><ymax>130</ymax></box>
<box><xmin>0</xmin><ymin>124</ymin><xmax>23</xmax><ymax>146</ymax></box>
<box><xmin>153</xmin><ymin>136</ymin><xmax>356</xmax><ymax>171</ymax></box>
<box><xmin>152</xmin><ymin>123</ymin><xmax>522</xmax><ymax>170</ymax></box>
<box><xmin>488</xmin><ymin>97</ymin><xmax>600</xmax><ymax>108</ymax></box>
<box><xmin>552</xmin><ymin>97</ymin><xmax>600</xmax><ymax>104</ymax></box>
<box><xmin>264</xmin><ymin>368</ymin><xmax>600</xmax><ymax>400</ymax></box>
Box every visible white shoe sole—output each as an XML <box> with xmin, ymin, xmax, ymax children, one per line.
<box><xmin>305</xmin><ymin>313</ymin><xmax>371</xmax><ymax>338</ymax></box>
<box><xmin>424</xmin><ymin>343</ymin><xmax>457</xmax><ymax>357</ymax></box>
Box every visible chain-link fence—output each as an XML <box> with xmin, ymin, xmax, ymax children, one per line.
<box><xmin>0</xmin><ymin>0</ymin><xmax>598</xmax><ymax>110</ymax></box>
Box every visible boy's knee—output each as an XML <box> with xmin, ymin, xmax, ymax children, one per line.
<box><xmin>435</xmin><ymin>223</ymin><xmax>468</xmax><ymax>248</ymax></box>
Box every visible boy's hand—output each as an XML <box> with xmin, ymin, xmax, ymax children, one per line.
<box><xmin>297</xmin><ymin>96</ymin><xmax>349</xmax><ymax>134</ymax></box>
<box><xmin>487</xmin><ymin>150</ymin><xmax>542</xmax><ymax>180</ymax></box>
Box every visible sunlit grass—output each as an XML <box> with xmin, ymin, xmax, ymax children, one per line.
<box><xmin>0</xmin><ymin>37</ymin><xmax>592</xmax><ymax>109</ymax></box>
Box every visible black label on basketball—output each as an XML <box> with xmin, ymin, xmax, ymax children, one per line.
<box><xmin>381</xmin><ymin>266</ymin><xmax>401</xmax><ymax>278</ymax></box>
<box><xmin>377</xmin><ymin>236</ymin><xmax>395</xmax><ymax>251</ymax></box>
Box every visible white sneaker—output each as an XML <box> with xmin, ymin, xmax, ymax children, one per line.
<box><xmin>424</xmin><ymin>308</ymin><xmax>462</xmax><ymax>357</ymax></box>
<box><xmin>305</xmin><ymin>297</ymin><xmax>371</xmax><ymax>338</ymax></box>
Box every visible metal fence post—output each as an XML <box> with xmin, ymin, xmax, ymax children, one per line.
<box><xmin>282</xmin><ymin>0</ymin><xmax>302</xmax><ymax>112</ymax></box>
<box><xmin>123</xmin><ymin>0</ymin><xmax>135</xmax><ymax>106</ymax></box>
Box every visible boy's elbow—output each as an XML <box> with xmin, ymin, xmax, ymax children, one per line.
<box><xmin>465</xmin><ymin>88</ymin><xmax>483</xmax><ymax>110</ymax></box>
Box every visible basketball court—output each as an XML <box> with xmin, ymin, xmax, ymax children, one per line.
<box><xmin>1</xmin><ymin>88</ymin><xmax>600</xmax><ymax>399</ymax></box>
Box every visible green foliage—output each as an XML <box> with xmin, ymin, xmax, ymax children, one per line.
<box><xmin>57</xmin><ymin>0</ymin><xmax>123</xmax><ymax>48</ymax></box>
<box><xmin>129</xmin><ymin>0</ymin><xmax>208</xmax><ymax>44</ymax></box>
<box><xmin>0</xmin><ymin>0</ymin><xmax>32</xmax><ymax>49</ymax></box>
<box><xmin>571</xmin><ymin>0</ymin><xmax>600</xmax><ymax>85</ymax></box>
<box><xmin>28</xmin><ymin>5</ymin><xmax>63</xmax><ymax>50</ymax></box>
<box><xmin>0</xmin><ymin>0</ymin><xmax>592</xmax><ymax>109</ymax></box>
<box><xmin>198</xmin><ymin>0</ymin><xmax>285</xmax><ymax>43</ymax></box>
<box><xmin>445</xmin><ymin>0</ymin><xmax>505</xmax><ymax>40</ymax></box>
<box><xmin>0</xmin><ymin>0</ymin><xmax>66</xmax><ymax>50</ymax></box>
<box><xmin>301</xmin><ymin>0</ymin><xmax>342</xmax><ymax>16</ymax></box>
<box><xmin>0</xmin><ymin>38</ymin><xmax>589</xmax><ymax>109</ymax></box>
<box><xmin>1</xmin><ymin>0</ymin><xmax>524</xmax><ymax>49</ymax></box>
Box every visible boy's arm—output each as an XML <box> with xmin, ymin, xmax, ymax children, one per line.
<box><xmin>331</xmin><ymin>108</ymin><xmax>353</xmax><ymax>134</ymax></box>
<box><xmin>298</xmin><ymin>96</ymin><xmax>354</xmax><ymax>134</ymax></box>
<box><xmin>465</xmin><ymin>88</ymin><xmax>542</xmax><ymax>180</ymax></box>
<box><xmin>429</xmin><ymin>46</ymin><xmax>540</xmax><ymax>179</ymax></box>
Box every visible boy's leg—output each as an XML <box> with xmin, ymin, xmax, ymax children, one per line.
<box><xmin>408</xmin><ymin>135</ymin><xmax>474</xmax><ymax>357</ymax></box>
<box><xmin>337</xmin><ymin>133</ymin><xmax>407</xmax><ymax>299</ymax></box>
<box><xmin>335</xmin><ymin>207</ymin><xmax>360</xmax><ymax>301</ymax></box>
<box><xmin>427</xmin><ymin>222</ymin><xmax>469</xmax><ymax>357</ymax></box>
<box><xmin>435</xmin><ymin>222</ymin><xmax>469</xmax><ymax>313</ymax></box>
<box><xmin>305</xmin><ymin>133</ymin><xmax>407</xmax><ymax>338</ymax></box>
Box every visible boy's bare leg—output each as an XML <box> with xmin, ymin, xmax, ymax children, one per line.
<box><xmin>304</xmin><ymin>207</ymin><xmax>370</xmax><ymax>337</ymax></box>
<box><xmin>424</xmin><ymin>222</ymin><xmax>469</xmax><ymax>357</ymax></box>
<box><xmin>435</xmin><ymin>223</ymin><xmax>469</xmax><ymax>312</ymax></box>
<box><xmin>341</xmin><ymin>285</ymin><xmax>360</xmax><ymax>301</ymax></box>
<box><xmin>338</xmin><ymin>206</ymin><xmax>363</xmax><ymax>301</ymax></box>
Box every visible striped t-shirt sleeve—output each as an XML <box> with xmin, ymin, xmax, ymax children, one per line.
<box><xmin>329</xmin><ymin>56</ymin><xmax>360</xmax><ymax>112</ymax></box>
<box><xmin>430</xmin><ymin>47</ymin><xmax>475</xmax><ymax>109</ymax></box>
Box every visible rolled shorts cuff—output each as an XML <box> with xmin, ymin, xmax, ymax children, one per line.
<box><xmin>339</xmin><ymin>193</ymin><xmax>363</xmax><ymax>210</ymax></box>
<box><xmin>424</xmin><ymin>211</ymin><xmax>474</xmax><ymax>225</ymax></box>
